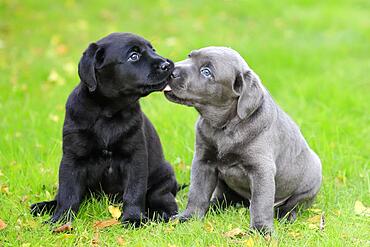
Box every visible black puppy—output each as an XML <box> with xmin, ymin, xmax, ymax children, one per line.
<box><xmin>31</xmin><ymin>33</ymin><xmax>179</xmax><ymax>226</ymax></box>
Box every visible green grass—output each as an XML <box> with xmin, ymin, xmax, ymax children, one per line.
<box><xmin>0</xmin><ymin>0</ymin><xmax>369</xmax><ymax>246</ymax></box>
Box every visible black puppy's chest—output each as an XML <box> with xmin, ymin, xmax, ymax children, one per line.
<box><xmin>93</xmin><ymin>116</ymin><xmax>125</xmax><ymax>149</ymax></box>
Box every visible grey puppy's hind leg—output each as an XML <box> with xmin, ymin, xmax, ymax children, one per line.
<box><xmin>276</xmin><ymin>186</ymin><xmax>319</xmax><ymax>222</ymax></box>
<box><xmin>210</xmin><ymin>179</ymin><xmax>250</xmax><ymax>211</ymax></box>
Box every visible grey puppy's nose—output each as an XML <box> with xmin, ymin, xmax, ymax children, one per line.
<box><xmin>160</xmin><ymin>61</ymin><xmax>171</xmax><ymax>71</ymax></box>
<box><xmin>170</xmin><ymin>69</ymin><xmax>181</xmax><ymax>79</ymax></box>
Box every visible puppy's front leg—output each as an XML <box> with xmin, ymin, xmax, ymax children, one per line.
<box><xmin>121</xmin><ymin>149</ymin><xmax>148</xmax><ymax>227</ymax></box>
<box><xmin>175</xmin><ymin>153</ymin><xmax>218</xmax><ymax>222</ymax></box>
<box><xmin>248</xmin><ymin>163</ymin><xmax>275</xmax><ymax>233</ymax></box>
<box><xmin>50</xmin><ymin>159</ymin><xmax>87</xmax><ymax>223</ymax></box>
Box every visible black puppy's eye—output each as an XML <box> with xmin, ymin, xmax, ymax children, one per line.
<box><xmin>128</xmin><ymin>52</ymin><xmax>141</xmax><ymax>62</ymax></box>
<box><xmin>200</xmin><ymin>67</ymin><xmax>212</xmax><ymax>78</ymax></box>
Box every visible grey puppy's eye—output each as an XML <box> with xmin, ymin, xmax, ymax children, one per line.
<box><xmin>128</xmin><ymin>52</ymin><xmax>140</xmax><ymax>62</ymax></box>
<box><xmin>200</xmin><ymin>67</ymin><xmax>212</xmax><ymax>78</ymax></box>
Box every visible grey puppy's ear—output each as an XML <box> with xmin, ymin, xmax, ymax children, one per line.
<box><xmin>78</xmin><ymin>43</ymin><xmax>105</xmax><ymax>92</ymax></box>
<box><xmin>233</xmin><ymin>70</ymin><xmax>264</xmax><ymax>119</ymax></box>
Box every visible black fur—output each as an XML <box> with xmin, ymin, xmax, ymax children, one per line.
<box><xmin>31</xmin><ymin>33</ymin><xmax>178</xmax><ymax>226</ymax></box>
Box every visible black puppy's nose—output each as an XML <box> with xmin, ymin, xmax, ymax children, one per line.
<box><xmin>160</xmin><ymin>61</ymin><xmax>171</xmax><ymax>71</ymax></box>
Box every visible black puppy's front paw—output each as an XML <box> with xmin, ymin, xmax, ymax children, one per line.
<box><xmin>121</xmin><ymin>215</ymin><xmax>148</xmax><ymax>228</ymax></box>
<box><xmin>30</xmin><ymin>200</ymin><xmax>57</xmax><ymax>216</ymax></box>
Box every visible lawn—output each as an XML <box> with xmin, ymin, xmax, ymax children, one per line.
<box><xmin>0</xmin><ymin>0</ymin><xmax>369</xmax><ymax>246</ymax></box>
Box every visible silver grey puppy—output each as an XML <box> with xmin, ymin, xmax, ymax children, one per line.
<box><xmin>164</xmin><ymin>47</ymin><xmax>322</xmax><ymax>233</ymax></box>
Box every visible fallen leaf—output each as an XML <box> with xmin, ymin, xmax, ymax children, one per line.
<box><xmin>354</xmin><ymin>200</ymin><xmax>370</xmax><ymax>216</ymax></box>
<box><xmin>21</xmin><ymin>244</ymin><xmax>31</xmax><ymax>247</ymax></box>
<box><xmin>164</xmin><ymin>226</ymin><xmax>175</xmax><ymax>233</ymax></box>
<box><xmin>266</xmin><ymin>238</ymin><xmax>278</xmax><ymax>247</ymax></box>
<box><xmin>20</xmin><ymin>195</ymin><xmax>29</xmax><ymax>203</ymax></box>
<box><xmin>244</xmin><ymin>237</ymin><xmax>254</xmax><ymax>247</ymax></box>
<box><xmin>93</xmin><ymin>218</ymin><xmax>120</xmax><ymax>229</ymax></box>
<box><xmin>62</xmin><ymin>234</ymin><xmax>74</xmax><ymax>239</ymax></box>
<box><xmin>108</xmin><ymin>205</ymin><xmax>122</xmax><ymax>219</ymax></box>
<box><xmin>308</xmin><ymin>223</ymin><xmax>318</xmax><ymax>230</ymax></box>
<box><xmin>308</xmin><ymin>208</ymin><xmax>322</xmax><ymax>213</ymax></box>
<box><xmin>0</xmin><ymin>170</ymin><xmax>4</xmax><ymax>176</ymax></box>
<box><xmin>288</xmin><ymin>231</ymin><xmax>302</xmax><ymax>238</ymax></box>
<box><xmin>204</xmin><ymin>221</ymin><xmax>214</xmax><ymax>232</ymax></box>
<box><xmin>333</xmin><ymin>210</ymin><xmax>341</xmax><ymax>216</ymax></box>
<box><xmin>91</xmin><ymin>231</ymin><xmax>99</xmax><ymax>246</ymax></box>
<box><xmin>223</xmin><ymin>227</ymin><xmax>246</xmax><ymax>238</ymax></box>
<box><xmin>0</xmin><ymin>185</ymin><xmax>9</xmax><ymax>194</ymax></box>
<box><xmin>117</xmin><ymin>236</ymin><xmax>125</xmax><ymax>246</ymax></box>
<box><xmin>0</xmin><ymin>219</ymin><xmax>7</xmax><ymax>230</ymax></box>
<box><xmin>53</xmin><ymin>222</ymin><xmax>73</xmax><ymax>233</ymax></box>
<box><xmin>307</xmin><ymin>214</ymin><xmax>321</xmax><ymax>224</ymax></box>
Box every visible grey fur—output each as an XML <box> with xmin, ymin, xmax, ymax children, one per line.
<box><xmin>164</xmin><ymin>47</ymin><xmax>322</xmax><ymax>232</ymax></box>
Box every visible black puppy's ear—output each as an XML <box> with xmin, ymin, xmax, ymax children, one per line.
<box><xmin>233</xmin><ymin>70</ymin><xmax>264</xmax><ymax>119</ymax></box>
<box><xmin>78</xmin><ymin>43</ymin><xmax>105</xmax><ymax>92</ymax></box>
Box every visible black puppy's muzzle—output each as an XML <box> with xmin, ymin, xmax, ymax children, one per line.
<box><xmin>160</xmin><ymin>61</ymin><xmax>172</xmax><ymax>72</ymax></box>
<box><xmin>141</xmin><ymin>59</ymin><xmax>174</xmax><ymax>95</ymax></box>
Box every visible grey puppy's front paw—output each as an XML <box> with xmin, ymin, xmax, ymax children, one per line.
<box><xmin>250</xmin><ymin>223</ymin><xmax>273</xmax><ymax>235</ymax></box>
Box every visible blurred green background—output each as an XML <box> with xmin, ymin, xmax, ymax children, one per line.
<box><xmin>0</xmin><ymin>0</ymin><xmax>369</xmax><ymax>246</ymax></box>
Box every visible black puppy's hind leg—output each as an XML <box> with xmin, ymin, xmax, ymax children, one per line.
<box><xmin>49</xmin><ymin>161</ymin><xmax>87</xmax><ymax>223</ymax></box>
<box><xmin>146</xmin><ymin>177</ymin><xmax>178</xmax><ymax>222</ymax></box>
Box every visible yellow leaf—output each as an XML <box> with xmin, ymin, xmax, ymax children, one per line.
<box><xmin>244</xmin><ymin>237</ymin><xmax>254</xmax><ymax>247</ymax></box>
<box><xmin>0</xmin><ymin>185</ymin><xmax>9</xmax><ymax>194</ymax></box>
<box><xmin>164</xmin><ymin>226</ymin><xmax>175</xmax><ymax>233</ymax></box>
<box><xmin>21</xmin><ymin>244</ymin><xmax>31</xmax><ymax>247</ymax></box>
<box><xmin>308</xmin><ymin>208</ymin><xmax>322</xmax><ymax>213</ymax></box>
<box><xmin>287</xmin><ymin>231</ymin><xmax>302</xmax><ymax>238</ymax></box>
<box><xmin>117</xmin><ymin>236</ymin><xmax>125</xmax><ymax>246</ymax></box>
<box><xmin>0</xmin><ymin>219</ymin><xmax>7</xmax><ymax>230</ymax></box>
<box><xmin>223</xmin><ymin>227</ymin><xmax>245</xmax><ymax>238</ymax></box>
<box><xmin>108</xmin><ymin>205</ymin><xmax>122</xmax><ymax>219</ymax></box>
<box><xmin>62</xmin><ymin>233</ymin><xmax>74</xmax><ymax>239</ymax></box>
<box><xmin>307</xmin><ymin>214</ymin><xmax>321</xmax><ymax>224</ymax></box>
<box><xmin>0</xmin><ymin>170</ymin><xmax>3</xmax><ymax>176</ymax></box>
<box><xmin>354</xmin><ymin>200</ymin><xmax>370</xmax><ymax>216</ymax></box>
<box><xmin>308</xmin><ymin>223</ymin><xmax>318</xmax><ymax>230</ymax></box>
<box><xmin>204</xmin><ymin>221</ymin><xmax>214</xmax><ymax>232</ymax></box>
